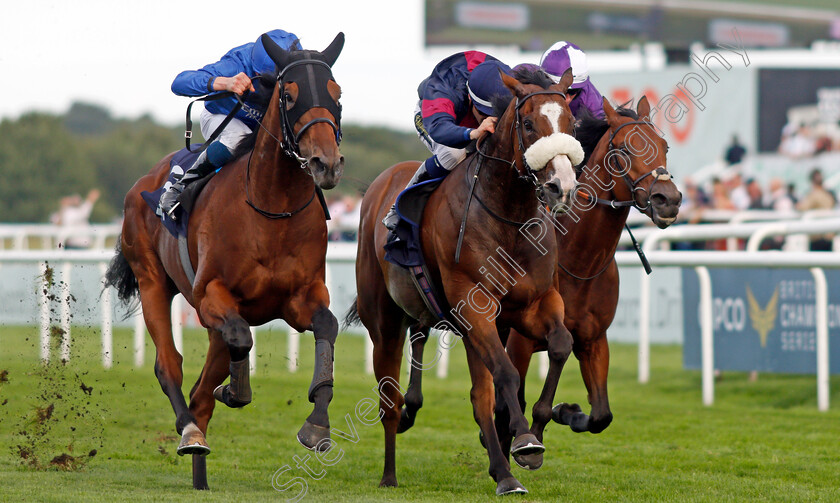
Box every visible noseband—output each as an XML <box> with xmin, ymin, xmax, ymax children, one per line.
<box><xmin>585</xmin><ymin>120</ymin><xmax>673</xmax><ymax>212</ymax></box>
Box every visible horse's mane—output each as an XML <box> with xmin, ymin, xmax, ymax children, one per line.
<box><xmin>230</xmin><ymin>72</ymin><xmax>278</xmax><ymax>160</ymax></box>
<box><xmin>488</xmin><ymin>67</ymin><xmax>556</xmax><ymax>117</ymax></box>
<box><xmin>575</xmin><ymin>103</ymin><xmax>638</xmax><ymax>167</ymax></box>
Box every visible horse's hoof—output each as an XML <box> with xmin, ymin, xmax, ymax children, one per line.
<box><xmin>213</xmin><ymin>384</ymin><xmax>251</xmax><ymax>408</ymax></box>
<box><xmin>379</xmin><ymin>476</ymin><xmax>398</xmax><ymax>488</ymax></box>
<box><xmin>512</xmin><ymin>451</ymin><xmax>543</xmax><ymax>471</ymax></box>
<box><xmin>297</xmin><ymin>420</ymin><xmax>331</xmax><ymax>452</ymax></box>
<box><xmin>510</xmin><ymin>433</ymin><xmax>544</xmax><ymax>457</ymax></box>
<box><xmin>552</xmin><ymin>402</ymin><xmax>581</xmax><ymax>425</ymax></box>
<box><xmin>177</xmin><ymin>423</ymin><xmax>211</xmax><ymax>456</ymax></box>
<box><xmin>496</xmin><ymin>476</ymin><xmax>528</xmax><ymax>495</ymax></box>
<box><xmin>397</xmin><ymin>407</ymin><xmax>415</xmax><ymax>434</ymax></box>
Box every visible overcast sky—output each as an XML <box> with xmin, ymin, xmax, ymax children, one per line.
<box><xmin>1</xmin><ymin>0</ymin><xmax>532</xmax><ymax>132</ymax></box>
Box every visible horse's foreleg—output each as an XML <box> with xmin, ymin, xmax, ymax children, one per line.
<box><xmin>555</xmin><ymin>332</ymin><xmax>613</xmax><ymax>433</ymax></box>
<box><xmin>496</xmin><ymin>330</ymin><xmax>539</xmax><ymax>460</ymax></box>
<box><xmin>296</xmin><ymin>305</ymin><xmax>338</xmax><ymax>452</ymax></box>
<box><xmin>463</xmin><ymin>340</ymin><xmax>527</xmax><ymax>495</ymax></box>
<box><xmin>398</xmin><ymin>324</ymin><xmax>429</xmax><ymax>434</ymax></box>
<box><xmin>458</xmin><ymin>313</ymin><xmax>542</xmax><ymax>466</ymax></box>
<box><xmin>198</xmin><ymin>280</ymin><xmax>253</xmax><ymax>408</ymax></box>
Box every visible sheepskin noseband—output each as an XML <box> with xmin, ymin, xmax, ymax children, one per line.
<box><xmin>523</xmin><ymin>133</ymin><xmax>584</xmax><ymax>171</ymax></box>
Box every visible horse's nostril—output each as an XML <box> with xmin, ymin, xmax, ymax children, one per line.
<box><xmin>545</xmin><ymin>182</ymin><xmax>561</xmax><ymax>196</ymax></box>
<box><xmin>650</xmin><ymin>193</ymin><xmax>668</xmax><ymax>207</ymax></box>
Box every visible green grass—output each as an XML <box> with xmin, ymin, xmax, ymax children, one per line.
<box><xmin>1</xmin><ymin>325</ymin><xmax>840</xmax><ymax>502</ymax></box>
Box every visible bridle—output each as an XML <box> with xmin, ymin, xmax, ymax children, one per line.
<box><xmin>577</xmin><ymin>120</ymin><xmax>672</xmax><ymax>212</ymax></box>
<box><xmin>476</xmin><ymin>89</ymin><xmax>571</xmax><ymax>205</ymax></box>
<box><xmin>243</xmin><ymin>55</ymin><xmax>341</xmax><ymax>220</ymax></box>
<box><xmin>276</xmin><ymin>55</ymin><xmax>342</xmax><ymax>165</ymax></box>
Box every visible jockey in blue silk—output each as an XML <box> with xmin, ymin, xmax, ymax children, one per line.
<box><xmin>159</xmin><ymin>29</ymin><xmax>301</xmax><ymax>218</ymax></box>
<box><xmin>539</xmin><ymin>41</ymin><xmax>605</xmax><ymax>120</ymax></box>
<box><xmin>382</xmin><ymin>51</ymin><xmax>513</xmax><ymax>230</ymax></box>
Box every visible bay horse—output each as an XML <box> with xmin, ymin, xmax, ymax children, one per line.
<box><xmin>504</xmin><ymin>96</ymin><xmax>682</xmax><ymax>444</ymax></box>
<box><xmin>104</xmin><ymin>33</ymin><xmax>345</xmax><ymax>489</ymax></box>
<box><xmin>390</xmin><ymin>97</ymin><xmax>683</xmax><ymax>469</ymax></box>
<box><xmin>349</xmin><ymin>68</ymin><xmax>583</xmax><ymax>495</ymax></box>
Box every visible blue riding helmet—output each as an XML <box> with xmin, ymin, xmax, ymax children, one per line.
<box><xmin>467</xmin><ymin>60</ymin><xmax>513</xmax><ymax>116</ymax></box>
<box><xmin>251</xmin><ymin>29</ymin><xmax>301</xmax><ymax>75</ymax></box>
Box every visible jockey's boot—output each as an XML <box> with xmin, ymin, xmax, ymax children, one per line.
<box><xmin>382</xmin><ymin>156</ymin><xmax>439</xmax><ymax>231</ymax></box>
<box><xmin>159</xmin><ymin>142</ymin><xmax>231</xmax><ymax>219</ymax></box>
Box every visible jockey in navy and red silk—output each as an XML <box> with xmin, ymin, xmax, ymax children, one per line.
<box><xmin>383</xmin><ymin>51</ymin><xmax>513</xmax><ymax>230</ymax></box>
<box><xmin>159</xmin><ymin>29</ymin><xmax>301</xmax><ymax>219</ymax></box>
<box><xmin>539</xmin><ymin>41</ymin><xmax>605</xmax><ymax>119</ymax></box>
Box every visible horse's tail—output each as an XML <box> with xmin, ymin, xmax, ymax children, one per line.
<box><xmin>103</xmin><ymin>237</ymin><xmax>141</xmax><ymax>319</ymax></box>
<box><xmin>341</xmin><ymin>296</ymin><xmax>361</xmax><ymax>331</ymax></box>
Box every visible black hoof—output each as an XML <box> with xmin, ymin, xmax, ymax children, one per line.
<box><xmin>297</xmin><ymin>420</ymin><xmax>331</xmax><ymax>452</ymax></box>
<box><xmin>496</xmin><ymin>476</ymin><xmax>528</xmax><ymax>495</ymax></box>
<box><xmin>512</xmin><ymin>451</ymin><xmax>543</xmax><ymax>471</ymax></box>
<box><xmin>510</xmin><ymin>433</ymin><xmax>544</xmax><ymax>457</ymax></box>
<box><xmin>553</xmin><ymin>402</ymin><xmax>590</xmax><ymax>431</ymax></box>
<box><xmin>397</xmin><ymin>407</ymin><xmax>415</xmax><ymax>434</ymax></box>
<box><xmin>213</xmin><ymin>384</ymin><xmax>251</xmax><ymax>408</ymax></box>
<box><xmin>379</xmin><ymin>475</ymin><xmax>398</xmax><ymax>488</ymax></box>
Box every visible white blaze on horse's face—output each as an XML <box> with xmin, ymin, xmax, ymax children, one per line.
<box><xmin>523</xmin><ymin>103</ymin><xmax>584</xmax><ymax>213</ymax></box>
<box><xmin>540</xmin><ymin>102</ymin><xmax>564</xmax><ymax>134</ymax></box>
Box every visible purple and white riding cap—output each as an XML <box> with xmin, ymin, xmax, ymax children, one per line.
<box><xmin>538</xmin><ymin>41</ymin><xmax>590</xmax><ymax>90</ymax></box>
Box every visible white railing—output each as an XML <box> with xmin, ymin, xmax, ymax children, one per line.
<box><xmin>0</xmin><ymin>224</ymin><xmax>122</xmax><ymax>250</ymax></box>
<box><xmin>0</xmin><ymin>242</ymin><xmax>362</xmax><ymax>376</ymax></box>
<box><xmin>1</xmin><ymin>224</ymin><xmax>837</xmax><ymax>410</ymax></box>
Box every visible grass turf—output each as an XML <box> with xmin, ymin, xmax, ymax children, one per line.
<box><xmin>1</xmin><ymin>324</ymin><xmax>839</xmax><ymax>502</ymax></box>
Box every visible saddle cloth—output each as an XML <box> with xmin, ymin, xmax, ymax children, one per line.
<box><xmin>140</xmin><ymin>146</ymin><xmax>216</xmax><ymax>239</ymax></box>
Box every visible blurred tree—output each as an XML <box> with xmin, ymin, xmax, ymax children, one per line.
<box><xmin>0</xmin><ymin>106</ymin><xmax>428</xmax><ymax>222</ymax></box>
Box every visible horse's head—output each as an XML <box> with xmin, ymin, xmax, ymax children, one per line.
<box><xmin>261</xmin><ymin>32</ymin><xmax>345</xmax><ymax>189</ymax></box>
<box><xmin>601</xmin><ymin>97</ymin><xmax>681</xmax><ymax>228</ymax></box>
<box><xmin>498</xmin><ymin>68</ymin><xmax>583</xmax><ymax>213</ymax></box>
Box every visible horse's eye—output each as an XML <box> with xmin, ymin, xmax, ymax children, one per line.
<box><xmin>523</xmin><ymin>120</ymin><xmax>534</xmax><ymax>132</ymax></box>
<box><xmin>284</xmin><ymin>93</ymin><xmax>293</xmax><ymax>103</ymax></box>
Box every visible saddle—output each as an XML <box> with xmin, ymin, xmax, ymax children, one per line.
<box><xmin>384</xmin><ymin>177</ymin><xmax>451</xmax><ymax>320</ymax></box>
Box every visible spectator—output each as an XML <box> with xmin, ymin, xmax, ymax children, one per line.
<box><xmin>710</xmin><ymin>177</ymin><xmax>734</xmax><ymax>211</ymax></box>
<box><xmin>765</xmin><ymin>177</ymin><xmax>794</xmax><ymax>212</ymax></box>
<box><xmin>724</xmin><ymin>134</ymin><xmax>746</xmax><ymax>165</ymax></box>
<box><xmin>787</xmin><ymin>183</ymin><xmax>799</xmax><ymax>206</ymax></box>
<box><xmin>779</xmin><ymin>124</ymin><xmax>817</xmax><ymax>158</ymax></box>
<box><xmin>51</xmin><ymin>189</ymin><xmax>100</xmax><ymax>249</ymax></box>
<box><xmin>728</xmin><ymin>173</ymin><xmax>750</xmax><ymax>211</ymax></box>
<box><xmin>797</xmin><ymin>168</ymin><xmax>836</xmax><ymax>250</ymax></box>
<box><xmin>745</xmin><ymin>178</ymin><xmax>766</xmax><ymax>209</ymax></box>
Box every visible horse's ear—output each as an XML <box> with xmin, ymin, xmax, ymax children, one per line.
<box><xmin>501</xmin><ymin>71</ymin><xmax>524</xmax><ymax>95</ymax></box>
<box><xmin>637</xmin><ymin>95</ymin><xmax>651</xmax><ymax>121</ymax></box>
<box><xmin>261</xmin><ymin>33</ymin><xmax>290</xmax><ymax>69</ymax></box>
<box><xmin>321</xmin><ymin>32</ymin><xmax>345</xmax><ymax>67</ymax></box>
<box><xmin>556</xmin><ymin>68</ymin><xmax>574</xmax><ymax>93</ymax></box>
<box><xmin>602</xmin><ymin>97</ymin><xmax>620</xmax><ymax>126</ymax></box>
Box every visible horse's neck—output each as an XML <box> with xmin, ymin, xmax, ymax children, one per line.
<box><xmin>476</xmin><ymin>136</ymin><xmax>540</xmax><ymax>226</ymax></box>
<box><xmin>563</xmin><ymin>143</ymin><xmax>630</xmax><ymax>259</ymax></box>
<box><xmin>248</xmin><ymin>117</ymin><xmax>314</xmax><ymax>204</ymax></box>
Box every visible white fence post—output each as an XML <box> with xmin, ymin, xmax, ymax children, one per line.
<box><xmin>134</xmin><ymin>307</ymin><xmax>145</xmax><ymax>367</ymax></box>
<box><xmin>696</xmin><ymin>266</ymin><xmax>714</xmax><ymax>406</ymax></box>
<box><xmin>39</xmin><ymin>261</ymin><xmax>50</xmax><ymax>363</ymax></box>
<box><xmin>365</xmin><ymin>333</ymin><xmax>374</xmax><ymax>375</ymax></box>
<box><xmin>811</xmin><ymin>267</ymin><xmax>829</xmax><ymax>412</ymax></box>
<box><xmin>99</xmin><ymin>262</ymin><xmax>113</xmax><ymax>369</ymax></box>
<box><xmin>171</xmin><ymin>294</ymin><xmax>183</xmax><ymax>354</ymax></box>
<box><xmin>638</xmin><ymin>269</ymin><xmax>651</xmax><ymax>384</ymax></box>
<box><xmin>250</xmin><ymin>327</ymin><xmax>257</xmax><ymax>375</ymax></box>
<box><xmin>288</xmin><ymin>329</ymin><xmax>300</xmax><ymax>373</ymax></box>
<box><xmin>60</xmin><ymin>262</ymin><xmax>72</xmax><ymax>361</ymax></box>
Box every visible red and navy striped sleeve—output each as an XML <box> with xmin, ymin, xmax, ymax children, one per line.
<box><xmin>418</xmin><ymin>51</ymin><xmax>491</xmax><ymax>149</ymax></box>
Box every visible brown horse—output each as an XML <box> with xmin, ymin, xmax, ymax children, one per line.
<box><xmin>391</xmin><ymin>97</ymin><xmax>683</xmax><ymax>468</ymax></box>
<box><xmin>348</xmin><ymin>68</ymin><xmax>583</xmax><ymax>495</ymax></box>
<box><xmin>504</xmin><ymin>96</ymin><xmax>682</xmax><ymax>442</ymax></box>
<box><xmin>104</xmin><ymin>33</ymin><xmax>345</xmax><ymax>489</ymax></box>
